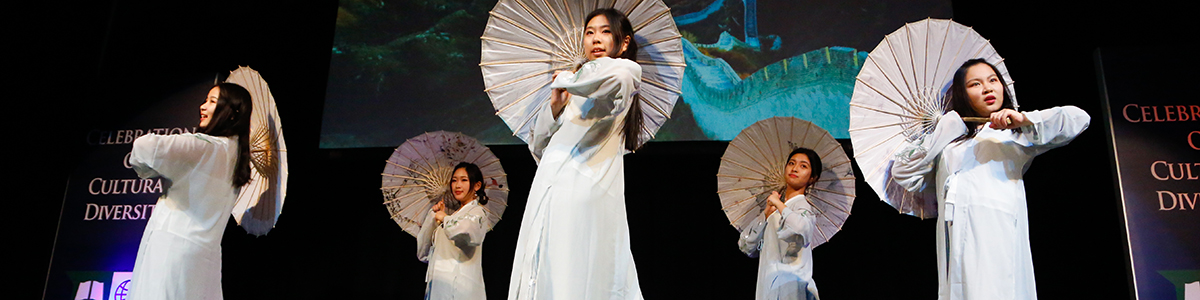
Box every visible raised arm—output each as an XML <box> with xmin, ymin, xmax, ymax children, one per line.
<box><xmin>528</xmin><ymin>94</ymin><xmax>566</xmax><ymax>162</ymax></box>
<box><xmin>549</xmin><ymin>57</ymin><xmax>643</xmax><ymax>106</ymax></box>
<box><xmin>415</xmin><ymin>211</ymin><xmax>438</xmax><ymax>263</ymax></box>
<box><xmin>1017</xmin><ymin>106</ymin><xmax>1091</xmax><ymax>155</ymax></box>
<box><xmin>441</xmin><ymin>205</ymin><xmax>488</xmax><ymax>248</ymax></box>
<box><xmin>737</xmin><ymin>215</ymin><xmax>768</xmax><ymax>258</ymax></box>
<box><xmin>891</xmin><ymin>111</ymin><xmax>968</xmax><ymax>192</ymax></box>
<box><xmin>775</xmin><ymin>201</ymin><xmax>815</xmax><ymax>259</ymax></box>
<box><xmin>129</xmin><ymin>133</ymin><xmax>224</xmax><ymax>181</ymax></box>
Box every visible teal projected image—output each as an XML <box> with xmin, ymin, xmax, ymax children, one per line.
<box><xmin>320</xmin><ymin>0</ymin><xmax>951</xmax><ymax>148</ymax></box>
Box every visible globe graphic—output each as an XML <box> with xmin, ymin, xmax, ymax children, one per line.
<box><xmin>113</xmin><ymin>280</ymin><xmax>131</xmax><ymax>300</ymax></box>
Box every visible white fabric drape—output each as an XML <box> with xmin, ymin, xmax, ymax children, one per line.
<box><xmin>418</xmin><ymin>200</ymin><xmax>490</xmax><ymax>299</ymax></box>
<box><xmin>509</xmin><ymin>57</ymin><xmax>644</xmax><ymax>300</ymax></box>
<box><xmin>738</xmin><ymin>194</ymin><xmax>820</xmax><ymax>300</ymax></box>
<box><xmin>892</xmin><ymin>107</ymin><xmax>1090</xmax><ymax>300</ymax></box>
<box><xmin>128</xmin><ymin>133</ymin><xmax>240</xmax><ymax>300</ymax></box>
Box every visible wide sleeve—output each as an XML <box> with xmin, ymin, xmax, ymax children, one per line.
<box><xmin>528</xmin><ymin>96</ymin><xmax>565</xmax><ymax>162</ymax></box>
<box><xmin>890</xmin><ymin>111</ymin><xmax>968</xmax><ymax>192</ymax></box>
<box><xmin>528</xmin><ymin>57</ymin><xmax>641</xmax><ymax>161</ymax></box>
<box><xmin>550</xmin><ymin>57</ymin><xmax>643</xmax><ymax>156</ymax></box>
<box><xmin>549</xmin><ymin>57</ymin><xmax>642</xmax><ymax>119</ymax></box>
<box><xmin>1016</xmin><ymin>106</ymin><xmax>1091</xmax><ymax>155</ymax></box>
<box><xmin>737</xmin><ymin>215</ymin><xmax>768</xmax><ymax>258</ymax></box>
<box><xmin>441</xmin><ymin>205</ymin><xmax>488</xmax><ymax>248</ymax></box>
<box><xmin>128</xmin><ymin>133</ymin><xmax>217</xmax><ymax>181</ymax></box>
<box><xmin>776</xmin><ymin>203</ymin><xmax>815</xmax><ymax>257</ymax></box>
<box><xmin>416</xmin><ymin>212</ymin><xmax>437</xmax><ymax>263</ymax></box>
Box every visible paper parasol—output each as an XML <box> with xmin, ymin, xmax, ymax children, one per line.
<box><xmin>480</xmin><ymin>0</ymin><xmax>685</xmax><ymax>148</ymax></box>
<box><xmin>849</xmin><ymin>18</ymin><xmax>1015</xmax><ymax>219</ymax></box>
<box><xmin>224</xmin><ymin>66</ymin><xmax>288</xmax><ymax>236</ymax></box>
<box><xmin>381</xmin><ymin>131</ymin><xmax>509</xmax><ymax>237</ymax></box>
<box><xmin>717</xmin><ymin>117</ymin><xmax>856</xmax><ymax>248</ymax></box>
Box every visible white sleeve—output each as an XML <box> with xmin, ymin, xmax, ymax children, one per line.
<box><xmin>549</xmin><ymin>58</ymin><xmax>642</xmax><ymax>111</ymax></box>
<box><xmin>737</xmin><ymin>215</ymin><xmax>768</xmax><ymax>258</ymax></box>
<box><xmin>1017</xmin><ymin>106</ymin><xmax>1091</xmax><ymax>155</ymax></box>
<box><xmin>415</xmin><ymin>212</ymin><xmax>437</xmax><ymax>263</ymax></box>
<box><xmin>776</xmin><ymin>204</ymin><xmax>815</xmax><ymax>253</ymax></box>
<box><xmin>442</xmin><ymin>206</ymin><xmax>488</xmax><ymax>248</ymax></box>
<box><xmin>890</xmin><ymin>111</ymin><xmax>968</xmax><ymax>192</ymax></box>
<box><xmin>128</xmin><ymin>133</ymin><xmax>217</xmax><ymax>181</ymax></box>
<box><xmin>528</xmin><ymin>97</ymin><xmax>564</xmax><ymax>162</ymax></box>
<box><xmin>548</xmin><ymin>57</ymin><xmax>643</xmax><ymax>155</ymax></box>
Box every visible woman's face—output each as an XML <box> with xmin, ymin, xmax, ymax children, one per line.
<box><xmin>199</xmin><ymin>86</ymin><xmax>220</xmax><ymax>129</ymax></box>
<box><xmin>964</xmin><ymin>63</ymin><xmax>1005</xmax><ymax>116</ymax></box>
<box><xmin>450</xmin><ymin>168</ymin><xmax>479</xmax><ymax>202</ymax></box>
<box><xmin>784</xmin><ymin>153</ymin><xmax>814</xmax><ymax>193</ymax></box>
<box><xmin>583</xmin><ymin>15</ymin><xmax>628</xmax><ymax>60</ymax></box>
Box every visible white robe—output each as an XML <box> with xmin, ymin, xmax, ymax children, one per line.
<box><xmin>508</xmin><ymin>57</ymin><xmax>643</xmax><ymax>300</ymax></box>
<box><xmin>417</xmin><ymin>200</ymin><xmax>490</xmax><ymax>299</ymax></box>
<box><xmin>892</xmin><ymin>107</ymin><xmax>1090</xmax><ymax>300</ymax></box>
<box><xmin>127</xmin><ymin>133</ymin><xmax>240</xmax><ymax>300</ymax></box>
<box><xmin>738</xmin><ymin>194</ymin><xmax>820</xmax><ymax>300</ymax></box>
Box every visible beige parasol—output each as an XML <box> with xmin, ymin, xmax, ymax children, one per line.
<box><xmin>480</xmin><ymin>0</ymin><xmax>685</xmax><ymax>148</ymax></box>
<box><xmin>225</xmin><ymin>66</ymin><xmax>288</xmax><ymax>236</ymax></box>
<box><xmin>849</xmin><ymin>18</ymin><xmax>1015</xmax><ymax>219</ymax></box>
<box><xmin>381</xmin><ymin>131</ymin><xmax>509</xmax><ymax>237</ymax></box>
<box><xmin>717</xmin><ymin>117</ymin><xmax>856</xmax><ymax>248</ymax></box>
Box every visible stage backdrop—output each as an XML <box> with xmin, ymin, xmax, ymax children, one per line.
<box><xmin>319</xmin><ymin>0</ymin><xmax>952</xmax><ymax>148</ymax></box>
<box><xmin>1097</xmin><ymin>48</ymin><xmax>1200</xmax><ymax>300</ymax></box>
<box><xmin>44</xmin><ymin>78</ymin><xmax>216</xmax><ymax>300</ymax></box>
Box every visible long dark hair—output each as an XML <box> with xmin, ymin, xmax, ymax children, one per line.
<box><xmin>201</xmin><ymin>82</ymin><xmax>253</xmax><ymax>187</ymax></box>
<box><xmin>786</xmin><ymin>147</ymin><xmax>823</xmax><ymax>195</ymax></box>
<box><xmin>945</xmin><ymin>58</ymin><xmax>1017</xmax><ymax>142</ymax></box>
<box><xmin>585</xmin><ymin>8</ymin><xmax>643</xmax><ymax>152</ymax></box>
<box><xmin>453</xmin><ymin>162</ymin><xmax>488</xmax><ymax>205</ymax></box>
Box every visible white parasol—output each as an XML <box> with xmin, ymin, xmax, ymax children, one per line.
<box><xmin>849</xmin><ymin>18</ymin><xmax>1015</xmax><ymax>219</ymax></box>
<box><xmin>717</xmin><ymin>117</ymin><xmax>856</xmax><ymax>248</ymax></box>
<box><xmin>381</xmin><ymin>131</ymin><xmax>509</xmax><ymax>237</ymax></box>
<box><xmin>480</xmin><ymin>0</ymin><xmax>685</xmax><ymax>147</ymax></box>
<box><xmin>225</xmin><ymin>66</ymin><xmax>288</xmax><ymax>236</ymax></box>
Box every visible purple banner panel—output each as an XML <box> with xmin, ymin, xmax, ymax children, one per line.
<box><xmin>1097</xmin><ymin>48</ymin><xmax>1199</xmax><ymax>300</ymax></box>
<box><xmin>45</xmin><ymin>79</ymin><xmax>211</xmax><ymax>300</ymax></box>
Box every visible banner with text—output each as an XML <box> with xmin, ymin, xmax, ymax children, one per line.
<box><xmin>44</xmin><ymin>79</ymin><xmax>213</xmax><ymax>300</ymax></box>
<box><xmin>1098</xmin><ymin>49</ymin><xmax>1199</xmax><ymax>300</ymax></box>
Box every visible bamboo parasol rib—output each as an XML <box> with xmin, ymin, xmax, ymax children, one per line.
<box><xmin>226</xmin><ymin>66</ymin><xmax>288</xmax><ymax>236</ymax></box>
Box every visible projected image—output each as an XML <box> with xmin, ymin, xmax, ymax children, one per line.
<box><xmin>321</xmin><ymin>0</ymin><xmax>951</xmax><ymax>148</ymax></box>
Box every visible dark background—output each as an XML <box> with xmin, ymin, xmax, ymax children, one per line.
<box><xmin>13</xmin><ymin>0</ymin><xmax>1183</xmax><ymax>299</ymax></box>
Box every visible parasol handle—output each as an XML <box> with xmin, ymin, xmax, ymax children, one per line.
<box><xmin>961</xmin><ymin>117</ymin><xmax>1011</xmax><ymax>125</ymax></box>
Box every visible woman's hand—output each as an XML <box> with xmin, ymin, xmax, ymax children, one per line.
<box><xmin>432</xmin><ymin>200</ymin><xmax>447</xmax><ymax>223</ymax></box>
<box><xmin>989</xmin><ymin>108</ymin><xmax>1031</xmax><ymax>130</ymax></box>
<box><xmin>764</xmin><ymin>191</ymin><xmax>786</xmax><ymax>217</ymax></box>
<box><xmin>551</xmin><ymin>71</ymin><xmax>571</xmax><ymax>119</ymax></box>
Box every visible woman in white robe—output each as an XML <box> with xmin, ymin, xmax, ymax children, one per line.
<box><xmin>508</xmin><ymin>8</ymin><xmax>646</xmax><ymax>300</ymax></box>
<box><xmin>417</xmin><ymin>162</ymin><xmax>491</xmax><ymax>299</ymax></box>
<box><xmin>738</xmin><ymin>148</ymin><xmax>823</xmax><ymax>300</ymax></box>
<box><xmin>891</xmin><ymin>59</ymin><xmax>1090</xmax><ymax>300</ymax></box>
<box><xmin>128</xmin><ymin>83</ymin><xmax>254</xmax><ymax>300</ymax></box>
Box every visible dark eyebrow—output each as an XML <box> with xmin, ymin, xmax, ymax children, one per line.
<box><xmin>968</xmin><ymin>72</ymin><xmax>998</xmax><ymax>82</ymax></box>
